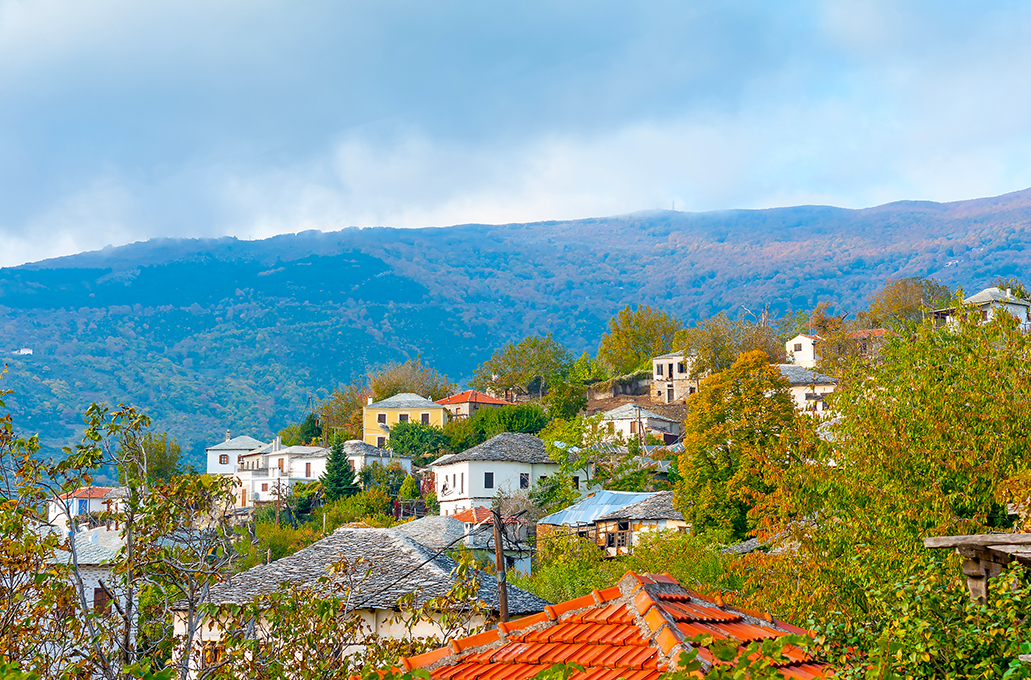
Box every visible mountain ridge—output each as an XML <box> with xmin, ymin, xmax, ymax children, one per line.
<box><xmin>2</xmin><ymin>188</ymin><xmax>1030</xmax><ymax>467</ymax></box>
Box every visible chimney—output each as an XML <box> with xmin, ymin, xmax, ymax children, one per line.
<box><xmin>1007</xmin><ymin>288</ymin><xmax>1012</xmax><ymax>298</ymax></box>
<box><xmin>367</xmin><ymin>396</ymin><xmax>374</xmax><ymax>405</ymax></box>
<box><xmin>225</xmin><ymin>430</ymin><xmax>231</xmax><ymax>442</ymax></box>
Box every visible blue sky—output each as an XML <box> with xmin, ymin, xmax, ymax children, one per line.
<box><xmin>3</xmin><ymin>0</ymin><xmax>1031</xmax><ymax>266</ymax></box>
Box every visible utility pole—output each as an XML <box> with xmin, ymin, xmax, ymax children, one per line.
<box><xmin>491</xmin><ymin>506</ymin><xmax>509</xmax><ymax>623</ymax></box>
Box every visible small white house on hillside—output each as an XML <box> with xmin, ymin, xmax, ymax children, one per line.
<box><xmin>205</xmin><ymin>434</ymin><xmax>268</xmax><ymax>476</ymax></box>
<box><xmin>234</xmin><ymin>440</ymin><xmax>329</xmax><ymax>508</ymax></box>
<box><xmin>777</xmin><ymin>364</ymin><xmax>837</xmax><ymax>415</ymax></box>
<box><xmin>48</xmin><ymin>486</ymin><xmax>123</xmax><ymax>532</ymax></box>
<box><xmin>650</xmin><ymin>352</ymin><xmax>698</xmax><ymax>404</ymax></box>
<box><xmin>785</xmin><ymin>334</ymin><xmax>821</xmax><ymax>368</ymax></box>
<box><xmin>431</xmin><ymin>432</ymin><xmax>593</xmax><ymax>517</ymax></box>
<box><xmin>933</xmin><ymin>286</ymin><xmax>1031</xmax><ymax>331</ymax></box>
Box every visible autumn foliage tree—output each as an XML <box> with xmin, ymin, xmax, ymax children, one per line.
<box><xmin>674</xmin><ymin>350</ymin><xmax>796</xmax><ymax>542</ymax></box>
<box><xmin>597</xmin><ymin>305</ymin><xmax>683</xmax><ymax>376</ymax></box>
<box><xmin>369</xmin><ymin>357</ymin><xmax>456</xmax><ymax>402</ymax></box>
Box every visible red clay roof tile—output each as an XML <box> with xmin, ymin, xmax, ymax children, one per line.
<box><xmin>405</xmin><ymin>572</ymin><xmax>829</xmax><ymax>679</ymax></box>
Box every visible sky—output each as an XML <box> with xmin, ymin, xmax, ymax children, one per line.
<box><xmin>3</xmin><ymin>0</ymin><xmax>1031</xmax><ymax>267</ymax></box>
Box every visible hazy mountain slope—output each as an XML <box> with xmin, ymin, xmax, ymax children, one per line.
<box><xmin>2</xmin><ymin>188</ymin><xmax>1030</xmax><ymax>467</ymax></box>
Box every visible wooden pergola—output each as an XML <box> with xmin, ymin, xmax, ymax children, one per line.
<box><xmin>923</xmin><ymin>533</ymin><xmax>1031</xmax><ymax>603</ymax></box>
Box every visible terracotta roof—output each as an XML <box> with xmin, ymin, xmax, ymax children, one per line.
<box><xmin>451</xmin><ymin>506</ymin><xmax>522</xmax><ymax>525</ymax></box>
<box><xmin>846</xmin><ymin>328</ymin><xmax>891</xmax><ymax>339</ymax></box>
<box><xmin>60</xmin><ymin>486</ymin><xmax>115</xmax><ymax>500</ymax></box>
<box><xmin>401</xmin><ymin>571</ymin><xmax>826</xmax><ymax>679</ymax></box>
<box><xmin>437</xmin><ymin>390</ymin><xmax>511</xmax><ymax>406</ymax></box>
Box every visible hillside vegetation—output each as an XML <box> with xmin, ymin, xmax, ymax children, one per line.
<box><xmin>2</xmin><ymin>188</ymin><xmax>1030</xmax><ymax>465</ymax></box>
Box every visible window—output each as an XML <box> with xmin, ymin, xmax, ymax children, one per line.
<box><xmin>678</xmin><ymin>362</ymin><xmax>686</xmax><ymax>374</ymax></box>
<box><xmin>93</xmin><ymin>587</ymin><xmax>111</xmax><ymax>615</ymax></box>
<box><xmin>201</xmin><ymin>641</ymin><xmax>225</xmax><ymax>668</ymax></box>
<box><xmin>573</xmin><ymin>476</ymin><xmax>580</xmax><ymax>490</ymax></box>
<box><xmin>460</xmin><ymin>473</ymin><xmax>464</xmax><ymax>494</ymax></box>
<box><xmin>607</xmin><ymin>422</ymin><xmax>615</xmax><ymax>434</ymax></box>
<box><xmin>261</xmin><ymin>483</ymin><xmax>268</xmax><ymax>492</ymax></box>
<box><xmin>421</xmin><ymin>413</ymin><xmax>430</xmax><ymax>424</ymax></box>
<box><xmin>377</xmin><ymin>413</ymin><xmax>386</xmax><ymax>424</ymax></box>
<box><xmin>520</xmin><ymin>473</ymin><xmax>529</xmax><ymax>489</ymax></box>
<box><xmin>377</xmin><ymin>437</ymin><xmax>385</xmax><ymax>447</ymax></box>
<box><xmin>348</xmin><ymin>459</ymin><xmax>355</xmax><ymax>470</ymax></box>
<box><xmin>219</xmin><ymin>454</ymin><xmax>229</xmax><ymax>465</ymax></box>
<box><xmin>77</xmin><ymin>499</ymin><xmax>88</xmax><ymax>515</ymax></box>
<box><xmin>399</xmin><ymin>413</ymin><xmax>409</xmax><ymax>423</ymax></box>
<box><xmin>484</xmin><ymin>472</ymin><xmax>494</xmax><ymax>489</ymax></box>
<box><xmin>656</xmin><ymin>363</ymin><xmax>663</xmax><ymax>376</ymax></box>
<box><xmin>794</xmin><ymin>343</ymin><xmax>802</xmax><ymax>352</ymax></box>
<box><xmin>305</xmin><ymin>463</ymin><xmax>311</xmax><ymax>478</ymax></box>
<box><xmin>277</xmin><ymin>458</ymin><xmax>284</xmax><ymax>471</ymax></box>
<box><xmin>630</xmin><ymin>421</ymin><xmax>638</xmax><ymax>434</ymax></box>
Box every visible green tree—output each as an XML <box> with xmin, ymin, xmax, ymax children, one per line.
<box><xmin>682</xmin><ymin>314</ymin><xmax>785</xmax><ymax>378</ymax></box>
<box><xmin>119</xmin><ymin>431</ymin><xmax>182</xmax><ymax>484</ymax></box>
<box><xmin>541</xmin><ymin>378</ymin><xmax>587</xmax><ymax>420</ymax></box>
<box><xmin>321</xmin><ymin>438</ymin><xmax>359</xmax><ymax>502</ymax></box>
<box><xmin>359</xmin><ymin>461</ymin><xmax>408</xmax><ymax>497</ymax></box>
<box><xmin>865</xmin><ymin>276</ymin><xmax>953</xmax><ymax>331</ymax></box>
<box><xmin>991</xmin><ymin>275</ymin><xmax>1028</xmax><ymax>300</ymax></box>
<box><xmin>398</xmin><ymin>475</ymin><xmax>420</xmax><ymax>499</ymax></box>
<box><xmin>569</xmin><ymin>352</ymin><xmax>607</xmax><ymax>384</ymax></box>
<box><xmin>597</xmin><ymin>305</ymin><xmax>684</xmax><ymax>375</ymax></box>
<box><xmin>470</xmin><ymin>334</ymin><xmax>572</xmax><ymax>399</ymax></box>
<box><xmin>369</xmin><ymin>357</ymin><xmax>456</xmax><ymax>402</ymax></box>
<box><xmin>674</xmin><ymin>350</ymin><xmax>795</xmax><ymax>542</ymax></box>
<box><xmin>386</xmin><ymin>422</ymin><xmax>450</xmax><ymax>467</ymax></box>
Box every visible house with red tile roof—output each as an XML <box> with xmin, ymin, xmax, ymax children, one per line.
<box><xmin>437</xmin><ymin>390</ymin><xmax>511</xmax><ymax>420</ymax></box>
<box><xmin>400</xmin><ymin>571</ymin><xmax>828</xmax><ymax>679</ymax></box>
<box><xmin>48</xmin><ymin>486</ymin><xmax>122</xmax><ymax>532</ymax></box>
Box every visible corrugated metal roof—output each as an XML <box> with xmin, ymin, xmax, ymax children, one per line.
<box><xmin>538</xmin><ymin>490</ymin><xmax>655</xmax><ymax>526</ymax></box>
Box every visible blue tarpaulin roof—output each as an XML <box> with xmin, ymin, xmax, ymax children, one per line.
<box><xmin>538</xmin><ymin>490</ymin><xmax>657</xmax><ymax>527</ymax></box>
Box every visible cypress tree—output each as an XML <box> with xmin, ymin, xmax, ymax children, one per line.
<box><xmin>321</xmin><ymin>436</ymin><xmax>358</xmax><ymax>501</ymax></box>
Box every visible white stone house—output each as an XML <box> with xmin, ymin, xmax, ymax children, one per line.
<box><xmin>233</xmin><ymin>440</ymin><xmax>329</xmax><ymax>508</ymax></box>
<box><xmin>600</xmin><ymin>403</ymin><xmax>681</xmax><ymax>444</ymax></box>
<box><xmin>777</xmin><ymin>364</ymin><xmax>837</xmax><ymax>415</ymax></box>
<box><xmin>171</xmin><ymin>527</ymin><xmax>549</xmax><ymax>677</ymax></box>
<box><xmin>785</xmin><ymin>334</ymin><xmax>821</xmax><ymax>368</ymax></box>
<box><xmin>431</xmin><ymin>433</ymin><xmax>594</xmax><ymax>517</ymax></box>
<box><xmin>650</xmin><ymin>352</ymin><xmax>699</xmax><ymax>404</ymax></box>
<box><xmin>205</xmin><ymin>434</ymin><xmax>268</xmax><ymax>476</ymax></box>
<box><xmin>48</xmin><ymin>486</ymin><xmax>122</xmax><ymax>532</ymax></box>
<box><xmin>933</xmin><ymin>286</ymin><xmax>1031</xmax><ymax>331</ymax></box>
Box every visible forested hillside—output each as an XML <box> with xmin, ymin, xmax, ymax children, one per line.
<box><xmin>2</xmin><ymin>188</ymin><xmax>1030</xmax><ymax>465</ymax></box>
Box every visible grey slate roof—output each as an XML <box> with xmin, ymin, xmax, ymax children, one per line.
<box><xmin>54</xmin><ymin>527</ymin><xmax>123</xmax><ymax>566</ymax></box>
<box><xmin>194</xmin><ymin>527</ymin><xmax>549</xmax><ymax>615</ymax></box>
<box><xmin>207</xmin><ymin>435</ymin><xmax>267</xmax><ymax>452</ymax></box>
<box><xmin>777</xmin><ymin>364</ymin><xmax>837</xmax><ymax>386</ymax></box>
<box><xmin>602</xmin><ymin>403</ymin><xmax>676</xmax><ymax>423</ymax></box>
<box><xmin>652</xmin><ymin>352</ymin><xmax>685</xmax><ymax>360</ymax></box>
<box><xmin>342</xmin><ymin>440</ymin><xmax>409</xmax><ymax>460</ymax></box>
<box><xmin>432</xmin><ymin>432</ymin><xmax>551</xmax><ymax>466</ymax></box>
<box><xmin>964</xmin><ymin>286</ymin><xmax>1031</xmax><ymax>307</ymax></box>
<box><xmin>367</xmin><ymin>393</ymin><xmax>443</xmax><ymax>409</ymax></box>
<box><xmin>394</xmin><ymin>515</ymin><xmax>467</xmax><ymax>551</ymax></box>
<box><xmin>596</xmin><ymin>491</ymin><xmax>682</xmax><ymax>522</ymax></box>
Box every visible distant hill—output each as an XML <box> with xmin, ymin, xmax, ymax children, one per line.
<box><xmin>2</xmin><ymin>188</ymin><xmax>1030</xmax><ymax>467</ymax></box>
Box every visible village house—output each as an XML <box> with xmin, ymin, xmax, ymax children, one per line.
<box><xmin>933</xmin><ymin>286</ymin><xmax>1031</xmax><ymax>331</ymax></box>
<box><xmin>53</xmin><ymin>526</ymin><xmax>126</xmax><ymax>618</ymax></box>
<box><xmin>650</xmin><ymin>352</ymin><xmax>699</xmax><ymax>404</ymax></box>
<box><xmin>398</xmin><ymin>571</ymin><xmax>828</xmax><ymax>679</ymax></box>
<box><xmin>48</xmin><ymin>486</ymin><xmax>124</xmax><ymax>533</ymax></box>
<box><xmin>601</xmin><ymin>403</ymin><xmax>681</xmax><ymax>445</ymax></box>
<box><xmin>233</xmin><ymin>439</ymin><xmax>329</xmax><ymax>508</ymax></box>
<box><xmin>341</xmin><ymin>438</ymin><xmax>414</xmax><ymax>476</ymax></box>
<box><xmin>785</xmin><ymin>333</ymin><xmax>820</xmax><ymax>368</ymax></box>
<box><xmin>537</xmin><ymin>490</ymin><xmax>685</xmax><ymax>556</ymax></box>
<box><xmin>436</xmin><ymin>390</ymin><xmax>510</xmax><ymax>419</ymax></box>
<box><xmin>173</xmin><ymin>526</ymin><xmax>549</xmax><ymax>676</ymax></box>
<box><xmin>363</xmin><ymin>393</ymin><xmax>450</xmax><ymax>447</ymax></box>
<box><xmin>777</xmin><ymin>364</ymin><xmax>837</xmax><ymax>415</ymax></box>
<box><xmin>592</xmin><ymin>491</ymin><xmax>688</xmax><ymax>556</ymax></box>
<box><xmin>205</xmin><ymin>433</ymin><xmax>267</xmax><ymax>476</ymax></box>
<box><xmin>431</xmin><ymin>432</ymin><xmax>592</xmax><ymax>517</ymax></box>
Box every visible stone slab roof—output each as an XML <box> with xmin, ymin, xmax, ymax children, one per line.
<box><xmin>777</xmin><ymin>364</ymin><xmax>837</xmax><ymax>386</ymax></box>
<box><xmin>602</xmin><ymin>403</ymin><xmax>676</xmax><ymax>423</ymax></box>
<box><xmin>596</xmin><ymin>491</ymin><xmax>682</xmax><ymax>522</ymax></box>
<box><xmin>964</xmin><ymin>286</ymin><xmax>1031</xmax><ymax>307</ymax></box>
<box><xmin>207</xmin><ymin>435</ymin><xmax>267</xmax><ymax>452</ymax></box>
<box><xmin>53</xmin><ymin>527</ymin><xmax>123</xmax><ymax>566</ymax></box>
<box><xmin>432</xmin><ymin>433</ymin><xmax>551</xmax><ymax>466</ymax></box>
<box><xmin>367</xmin><ymin>393</ymin><xmax>444</xmax><ymax>409</ymax></box>
<box><xmin>194</xmin><ymin>527</ymin><xmax>549</xmax><ymax>615</ymax></box>
<box><xmin>401</xmin><ymin>572</ymin><xmax>827</xmax><ymax>679</ymax></box>
<box><xmin>341</xmin><ymin>440</ymin><xmax>410</xmax><ymax>461</ymax></box>
<box><xmin>394</xmin><ymin>515</ymin><xmax>468</xmax><ymax>551</ymax></box>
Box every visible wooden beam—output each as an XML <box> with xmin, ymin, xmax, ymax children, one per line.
<box><xmin>923</xmin><ymin>534</ymin><xmax>1031</xmax><ymax>549</ymax></box>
